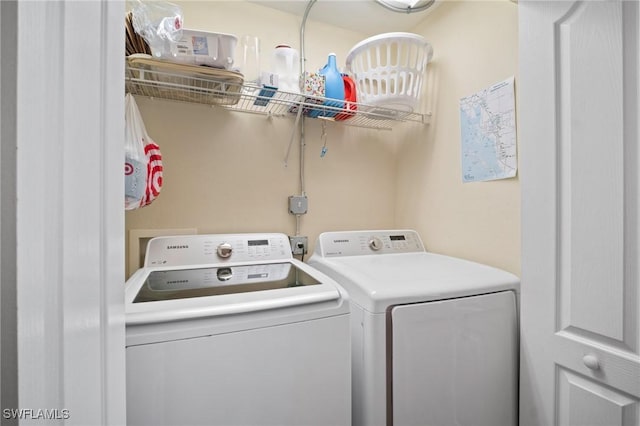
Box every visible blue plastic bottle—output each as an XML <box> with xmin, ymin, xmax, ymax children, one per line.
<box><xmin>310</xmin><ymin>53</ymin><xmax>345</xmax><ymax>118</ymax></box>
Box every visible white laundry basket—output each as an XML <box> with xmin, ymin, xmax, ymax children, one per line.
<box><xmin>346</xmin><ymin>32</ymin><xmax>433</xmax><ymax>114</ymax></box>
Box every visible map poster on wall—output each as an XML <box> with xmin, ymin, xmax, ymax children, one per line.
<box><xmin>459</xmin><ymin>76</ymin><xmax>517</xmax><ymax>183</ymax></box>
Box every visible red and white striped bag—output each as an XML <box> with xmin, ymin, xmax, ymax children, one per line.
<box><xmin>141</xmin><ymin>140</ymin><xmax>163</xmax><ymax>206</ymax></box>
<box><xmin>125</xmin><ymin>94</ymin><xmax>163</xmax><ymax>210</ymax></box>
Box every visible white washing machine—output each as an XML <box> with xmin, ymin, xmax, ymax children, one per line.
<box><xmin>125</xmin><ymin>233</ymin><xmax>350</xmax><ymax>426</ymax></box>
<box><xmin>308</xmin><ymin>230</ymin><xmax>520</xmax><ymax>426</ymax></box>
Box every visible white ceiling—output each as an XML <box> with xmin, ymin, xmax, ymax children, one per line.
<box><xmin>248</xmin><ymin>0</ymin><xmax>441</xmax><ymax>36</ymax></box>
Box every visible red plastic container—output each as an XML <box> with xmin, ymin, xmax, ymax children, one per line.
<box><xmin>335</xmin><ymin>75</ymin><xmax>357</xmax><ymax>121</ymax></box>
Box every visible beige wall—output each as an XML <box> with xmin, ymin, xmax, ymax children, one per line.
<box><xmin>125</xmin><ymin>0</ymin><xmax>520</xmax><ymax>278</ymax></box>
<box><xmin>396</xmin><ymin>0</ymin><xmax>521</xmax><ymax>275</ymax></box>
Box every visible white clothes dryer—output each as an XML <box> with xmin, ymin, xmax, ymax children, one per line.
<box><xmin>125</xmin><ymin>233</ymin><xmax>350</xmax><ymax>426</ymax></box>
<box><xmin>308</xmin><ymin>230</ymin><xmax>520</xmax><ymax>426</ymax></box>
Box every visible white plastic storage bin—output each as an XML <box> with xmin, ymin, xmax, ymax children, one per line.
<box><xmin>151</xmin><ymin>29</ymin><xmax>238</xmax><ymax>69</ymax></box>
<box><xmin>346</xmin><ymin>32</ymin><xmax>433</xmax><ymax>114</ymax></box>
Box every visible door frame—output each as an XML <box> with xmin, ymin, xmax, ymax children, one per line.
<box><xmin>1</xmin><ymin>1</ymin><xmax>126</xmax><ymax>424</ymax></box>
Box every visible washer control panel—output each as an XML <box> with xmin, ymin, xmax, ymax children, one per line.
<box><xmin>315</xmin><ymin>230</ymin><xmax>425</xmax><ymax>257</ymax></box>
<box><xmin>144</xmin><ymin>233</ymin><xmax>292</xmax><ymax>267</ymax></box>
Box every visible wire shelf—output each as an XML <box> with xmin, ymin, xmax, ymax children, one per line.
<box><xmin>125</xmin><ymin>57</ymin><xmax>430</xmax><ymax>130</ymax></box>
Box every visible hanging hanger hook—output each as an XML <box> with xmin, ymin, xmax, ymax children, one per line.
<box><xmin>320</xmin><ymin>121</ymin><xmax>328</xmax><ymax>158</ymax></box>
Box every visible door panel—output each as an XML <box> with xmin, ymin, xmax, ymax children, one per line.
<box><xmin>557</xmin><ymin>368</ymin><xmax>639</xmax><ymax>426</ymax></box>
<box><xmin>557</xmin><ymin>0</ymin><xmax>624</xmax><ymax>342</ymax></box>
<box><xmin>556</xmin><ymin>0</ymin><xmax>636</xmax><ymax>352</ymax></box>
<box><xmin>519</xmin><ymin>0</ymin><xmax>640</xmax><ymax>425</ymax></box>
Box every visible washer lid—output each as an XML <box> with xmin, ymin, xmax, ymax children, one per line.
<box><xmin>125</xmin><ymin>260</ymin><xmax>344</xmax><ymax>325</ymax></box>
<box><xmin>308</xmin><ymin>252</ymin><xmax>519</xmax><ymax>313</ymax></box>
<box><xmin>132</xmin><ymin>262</ymin><xmax>319</xmax><ymax>303</ymax></box>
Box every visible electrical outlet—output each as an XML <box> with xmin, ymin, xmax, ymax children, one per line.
<box><xmin>289</xmin><ymin>236</ymin><xmax>308</xmax><ymax>255</ymax></box>
<box><xmin>288</xmin><ymin>195</ymin><xmax>308</xmax><ymax>215</ymax></box>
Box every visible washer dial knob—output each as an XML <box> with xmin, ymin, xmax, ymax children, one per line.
<box><xmin>217</xmin><ymin>242</ymin><xmax>233</xmax><ymax>258</ymax></box>
<box><xmin>369</xmin><ymin>237</ymin><xmax>383</xmax><ymax>251</ymax></box>
<box><xmin>217</xmin><ymin>267</ymin><xmax>233</xmax><ymax>281</ymax></box>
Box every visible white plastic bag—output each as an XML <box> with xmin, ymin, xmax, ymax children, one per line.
<box><xmin>124</xmin><ymin>94</ymin><xmax>163</xmax><ymax>210</ymax></box>
<box><xmin>131</xmin><ymin>0</ymin><xmax>183</xmax><ymax>54</ymax></box>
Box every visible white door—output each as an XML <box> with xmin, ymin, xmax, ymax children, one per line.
<box><xmin>519</xmin><ymin>1</ymin><xmax>640</xmax><ymax>425</ymax></box>
<box><xmin>2</xmin><ymin>1</ymin><xmax>126</xmax><ymax>424</ymax></box>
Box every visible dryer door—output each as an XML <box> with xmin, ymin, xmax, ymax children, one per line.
<box><xmin>391</xmin><ymin>291</ymin><xmax>518</xmax><ymax>426</ymax></box>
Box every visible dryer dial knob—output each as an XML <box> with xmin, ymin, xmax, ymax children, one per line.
<box><xmin>369</xmin><ymin>237</ymin><xmax>383</xmax><ymax>251</ymax></box>
<box><xmin>217</xmin><ymin>242</ymin><xmax>233</xmax><ymax>258</ymax></box>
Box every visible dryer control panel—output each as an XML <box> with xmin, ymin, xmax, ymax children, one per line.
<box><xmin>314</xmin><ymin>230</ymin><xmax>425</xmax><ymax>257</ymax></box>
<box><xmin>144</xmin><ymin>233</ymin><xmax>292</xmax><ymax>267</ymax></box>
